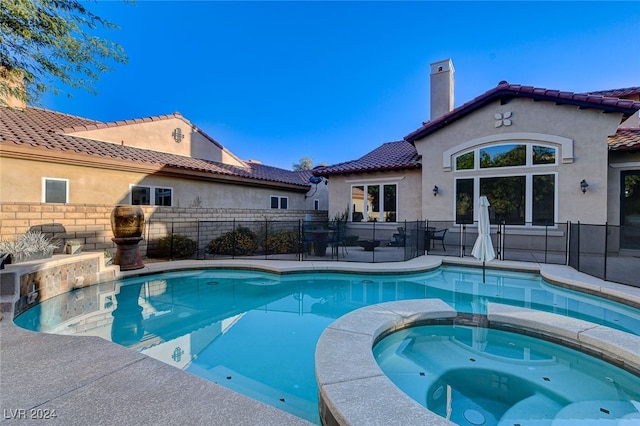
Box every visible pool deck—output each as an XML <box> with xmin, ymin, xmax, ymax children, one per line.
<box><xmin>1</xmin><ymin>255</ymin><xmax>639</xmax><ymax>425</ymax></box>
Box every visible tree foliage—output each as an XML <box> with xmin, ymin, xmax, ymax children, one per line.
<box><xmin>292</xmin><ymin>156</ymin><xmax>314</xmax><ymax>171</ymax></box>
<box><xmin>292</xmin><ymin>156</ymin><xmax>327</xmax><ymax>171</ymax></box>
<box><xmin>0</xmin><ymin>0</ymin><xmax>127</xmax><ymax>106</ymax></box>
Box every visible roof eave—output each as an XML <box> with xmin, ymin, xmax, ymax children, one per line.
<box><xmin>405</xmin><ymin>87</ymin><xmax>640</xmax><ymax>143</ymax></box>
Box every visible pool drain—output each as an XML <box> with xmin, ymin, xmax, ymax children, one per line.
<box><xmin>463</xmin><ymin>409</ymin><xmax>485</xmax><ymax>425</ymax></box>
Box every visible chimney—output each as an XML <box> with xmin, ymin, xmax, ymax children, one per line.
<box><xmin>0</xmin><ymin>68</ymin><xmax>27</xmax><ymax>109</ymax></box>
<box><xmin>429</xmin><ymin>59</ymin><xmax>454</xmax><ymax>121</ymax></box>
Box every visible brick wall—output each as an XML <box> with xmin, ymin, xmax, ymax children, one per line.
<box><xmin>0</xmin><ymin>202</ymin><xmax>328</xmax><ymax>253</ymax></box>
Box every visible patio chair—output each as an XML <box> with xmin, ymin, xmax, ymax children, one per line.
<box><xmin>426</xmin><ymin>227</ymin><xmax>447</xmax><ymax>251</ymax></box>
<box><xmin>330</xmin><ymin>223</ymin><xmax>349</xmax><ymax>258</ymax></box>
<box><xmin>388</xmin><ymin>227</ymin><xmax>406</xmax><ymax>247</ymax></box>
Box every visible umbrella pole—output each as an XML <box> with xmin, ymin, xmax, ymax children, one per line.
<box><xmin>482</xmin><ymin>261</ymin><xmax>486</xmax><ymax>283</ymax></box>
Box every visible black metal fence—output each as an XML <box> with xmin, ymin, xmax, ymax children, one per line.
<box><xmin>141</xmin><ymin>219</ymin><xmax>638</xmax><ymax>287</ymax></box>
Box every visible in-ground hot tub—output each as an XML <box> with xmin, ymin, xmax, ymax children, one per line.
<box><xmin>374</xmin><ymin>324</ymin><xmax>640</xmax><ymax>425</ymax></box>
<box><xmin>315</xmin><ymin>300</ymin><xmax>640</xmax><ymax>426</ymax></box>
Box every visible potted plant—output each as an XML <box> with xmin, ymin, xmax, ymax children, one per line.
<box><xmin>0</xmin><ymin>231</ymin><xmax>60</xmax><ymax>264</ymax></box>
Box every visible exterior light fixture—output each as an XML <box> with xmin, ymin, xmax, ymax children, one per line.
<box><xmin>433</xmin><ymin>185</ymin><xmax>439</xmax><ymax>196</ymax></box>
<box><xmin>580</xmin><ymin>179</ymin><xmax>589</xmax><ymax>194</ymax></box>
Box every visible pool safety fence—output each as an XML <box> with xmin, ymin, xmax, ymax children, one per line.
<box><xmin>140</xmin><ymin>219</ymin><xmax>638</xmax><ymax>287</ymax></box>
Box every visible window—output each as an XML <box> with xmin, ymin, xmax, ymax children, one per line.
<box><xmin>351</xmin><ymin>183</ymin><xmax>397</xmax><ymax>222</ymax></box>
<box><xmin>314</xmin><ymin>199</ymin><xmax>319</xmax><ymax>210</ymax></box>
<box><xmin>454</xmin><ymin>142</ymin><xmax>557</xmax><ymax>226</ymax></box>
<box><xmin>270</xmin><ymin>196</ymin><xmax>288</xmax><ymax>209</ymax></box>
<box><xmin>130</xmin><ymin>185</ymin><xmax>173</xmax><ymax>206</ymax></box>
<box><xmin>455</xmin><ymin>174</ymin><xmax>556</xmax><ymax>225</ymax></box>
<box><xmin>455</xmin><ymin>143</ymin><xmax>557</xmax><ymax>171</ymax></box>
<box><xmin>43</xmin><ymin>178</ymin><xmax>68</xmax><ymax>203</ymax></box>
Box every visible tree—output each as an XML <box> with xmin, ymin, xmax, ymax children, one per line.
<box><xmin>0</xmin><ymin>0</ymin><xmax>127</xmax><ymax>106</ymax></box>
<box><xmin>292</xmin><ymin>156</ymin><xmax>314</xmax><ymax>171</ymax></box>
<box><xmin>292</xmin><ymin>156</ymin><xmax>327</xmax><ymax>171</ymax></box>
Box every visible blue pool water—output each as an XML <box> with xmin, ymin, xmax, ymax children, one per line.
<box><xmin>374</xmin><ymin>325</ymin><xmax>640</xmax><ymax>425</ymax></box>
<box><xmin>14</xmin><ymin>266</ymin><xmax>640</xmax><ymax>424</ymax></box>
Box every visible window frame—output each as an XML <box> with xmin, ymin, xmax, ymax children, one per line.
<box><xmin>270</xmin><ymin>195</ymin><xmax>288</xmax><ymax>210</ymax></box>
<box><xmin>129</xmin><ymin>184</ymin><xmax>174</xmax><ymax>206</ymax></box>
<box><xmin>42</xmin><ymin>177</ymin><xmax>69</xmax><ymax>203</ymax></box>
<box><xmin>350</xmin><ymin>182</ymin><xmax>398</xmax><ymax>223</ymax></box>
<box><xmin>454</xmin><ymin>172</ymin><xmax>558</xmax><ymax>227</ymax></box>
<box><xmin>454</xmin><ymin>143</ymin><xmax>558</xmax><ymax>171</ymax></box>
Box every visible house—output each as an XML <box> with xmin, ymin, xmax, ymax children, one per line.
<box><xmin>0</xmin><ymin>95</ymin><xmax>328</xmax><ymax>250</ymax></box>
<box><xmin>315</xmin><ymin>59</ymin><xmax>640</xmax><ymax>250</ymax></box>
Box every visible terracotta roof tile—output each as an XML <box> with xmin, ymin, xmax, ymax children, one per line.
<box><xmin>585</xmin><ymin>87</ymin><xmax>640</xmax><ymax>98</ymax></box>
<box><xmin>609</xmin><ymin>128</ymin><xmax>640</xmax><ymax>151</ymax></box>
<box><xmin>1</xmin><ymin>106</ymin><xmax>310</xmax><ymax>188</ymax></box>
<box><xmin>314</xmin><ymin>141</ymin><xmax>421</xmax><ymax>176</ymax></box>
<box><xmin>405</xmin><ymin>82</ymin><xmax>640</xmax><ymax>142</ymax></box>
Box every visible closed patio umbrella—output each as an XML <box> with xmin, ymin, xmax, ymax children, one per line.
<box><xmin>471</xmin><ymin>195</ymin><xmax>495</xmax><ymax>282</ymax></box>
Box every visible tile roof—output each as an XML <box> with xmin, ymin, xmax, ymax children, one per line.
<box><xmin>314</xmin><ymin>141</ymin><xmax>421</xmax><ymax>176</ymax></box>
<box><xmin>608</xmin><ymin>128</ymin><xmax>640</xmax><ymax>151</ymax></box>
<box><xmin>585</xmin><ymin>87</ymin><xmax>640</xmax><ymax>98</ymax></box>
<box><xmin>0</xmin><ymin>106</ymin><xmax>310</xmax><ymax>189</ymax></box>
<box><xmin>405</xmin><ymin>81</ymin><xmax>640</xmax><ymax>142</ymax></box>
<box><xmin>58</xmin><ymin>111</ymin><xmax>226</xmax><ymax>150</ymax></box>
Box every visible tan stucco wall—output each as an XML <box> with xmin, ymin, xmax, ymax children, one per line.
<box><xmin>69</xmin><ymin>118</ymin><xmax>223</xmax><ymax>163</ymax></box>
<box><xmin>414</xmin><ymin>98</ymin><xmax>624</xmax><ymax>224</ymax></box>
<box><xmin>326</xmin><ymin>169</ymin><xmax>422</xmax><ymax>223</ymax></box>
<box><xmin>0</xmin><ymin>157</ymin><xmax>310</xmax><ymax>210</ymax></box>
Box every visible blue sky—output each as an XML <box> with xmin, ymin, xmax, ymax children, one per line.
<box><xmin>41</xmin><ymin>1</ymin><xmax>639</xmax><ymax>170</ymax></box>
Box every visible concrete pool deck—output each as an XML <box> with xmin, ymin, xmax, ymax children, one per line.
<box><xmin>1</xmin><ymin>255</ymin><xmax>639</xmax><ymax>425</ymax></box>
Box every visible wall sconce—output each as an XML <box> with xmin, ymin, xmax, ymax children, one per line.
<box><xmin>580</xmin><ymin>179</ymin><xmax>589</xmax><ymax>194</ymax></box>
<box><xmin>432</xmin><ymin>185</ymin><xmax>439</xmax><ymax>196</ymax></box>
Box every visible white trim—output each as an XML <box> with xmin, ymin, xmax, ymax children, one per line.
<box><xmin>345</xmin><ymin>175</ymin><xmax>405</xmax><ymax>183</ymax></box>
<box><xmin>42</xmin><ymin>177</ymin><xmax>69</xmax><ymax>203</ymax></box>
<box><xmin>442</xmin><ymin>132</ymin><xmax>573</xmax><ymax>171</ymax></box>
<box><xmin>454</xmin><ymin>171</ymin><xmax>558</xmax><ymax>225</ymax></box>
<box><xmin>129</xmin><ymin>184</ymin><xmax>174</xmax><ymax>206</ymax></box>
<box><xmin>609</xmin><ymin>162</ymin><xmax>640</xmax><ymax>169</ymax></box>
<box><xmin>270</xmin><ymin>195</ymin><xmax>288</xmax><ymax>210</ymax></box>
<box><xmin>350</xmin><ymin>182</ymin><xmax>398</xmax><ymax>223</ymax></box>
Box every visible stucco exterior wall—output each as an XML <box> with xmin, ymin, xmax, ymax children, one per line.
<box><xmin>0</xmin><ymin>157</ymin><xmax>310</xmax><ymax>210</ymax></box>
<box><xmin>326</xmin><ymin>169</ymin><xmax>422</xmax><ymax>223</ymax></box>
<box><xmin>414</xmin><ymin>98</ymin><xmax>624</xmax><ymax>224</ymax></box>
<box><xmin>69</xmin><ymin>118</ymin><xmax>223</xmax><ymax>163</ymax></box>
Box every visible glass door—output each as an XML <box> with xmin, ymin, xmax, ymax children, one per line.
<box><xmin>621</xmin><ymin>171</ymin><xmax>640</xmax><ymax>249</ymax></box>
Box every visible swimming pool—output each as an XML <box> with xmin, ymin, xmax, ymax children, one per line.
<box><xmin>13</xmin><ymin>265</ymin><xmax>640</xmax><ymax>424</ymax></box>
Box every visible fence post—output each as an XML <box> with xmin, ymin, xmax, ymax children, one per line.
<box><xmin>544</xmin><ymin>221</ymin><xmax>549</xmax><ymax>264</ymax></box>
<box><xmin>197</xmin><ymin>220</ymin><xmax>201</xmax><ymax>260</ymax></box>
<box><xmin>170</xmin><ymin>221</ymin><xmax>174</xmax><ymax>261</ymax></box>
<box><xmin>372</xmin><ymin>221</ymin><xmax>376</xmax><ymax>263</ymax></box>
<box><xmin>604</xmin><ymin>222</ymin><xmax>608</xmax><ymax>281</ymax></box>
<box><xmin>576</xmin><ymin>221</ymin><xmax>580</xmax><ymax>271</ymax></box>
<box><xmin>232</xmin><ymin>219</ymin><xmax>236</xmax><ymax>259</ymax></box>
<box><xmin>264</xmin><ymin>218</ymin><xmax>268</xmax><ymax>260</ymax></box>
<box><xmin>299</xmin><ymin>219</ymin><xmax>303</xmax><ymax>261</ymax></box>
<box><xmin>565</xmin><ymin>221</ymin><xmax>570</xmax><ymax>266</ymax></box>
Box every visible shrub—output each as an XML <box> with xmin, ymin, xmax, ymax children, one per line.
<box><xmin>263</xmin><ymin>230</ymin><xmax>299</xmax><ymax>254</ymax></box>
<box><xmin>0</xmin><ymin>231</ymin><xmax>60</xmax><ymax>263</ymax></box>
<box><xmin>158</xmin><ymin>234</ymin><xmax>197</xmax><ymax>259</ymax></box>
<box><xmin>207</xmin><ymin>227</ymin><xmax>258</xmax><ymax>256</ymax></box>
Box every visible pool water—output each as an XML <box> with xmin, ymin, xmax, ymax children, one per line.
<box><xmin>14</xmin><ymin>266</ymin><xmax>640</xmax><ymax>424</ymax></box>
<box><xmin>374</xmin><ymin>325</ymin><xmax>640</xmax><ymax>425</ymax></box>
